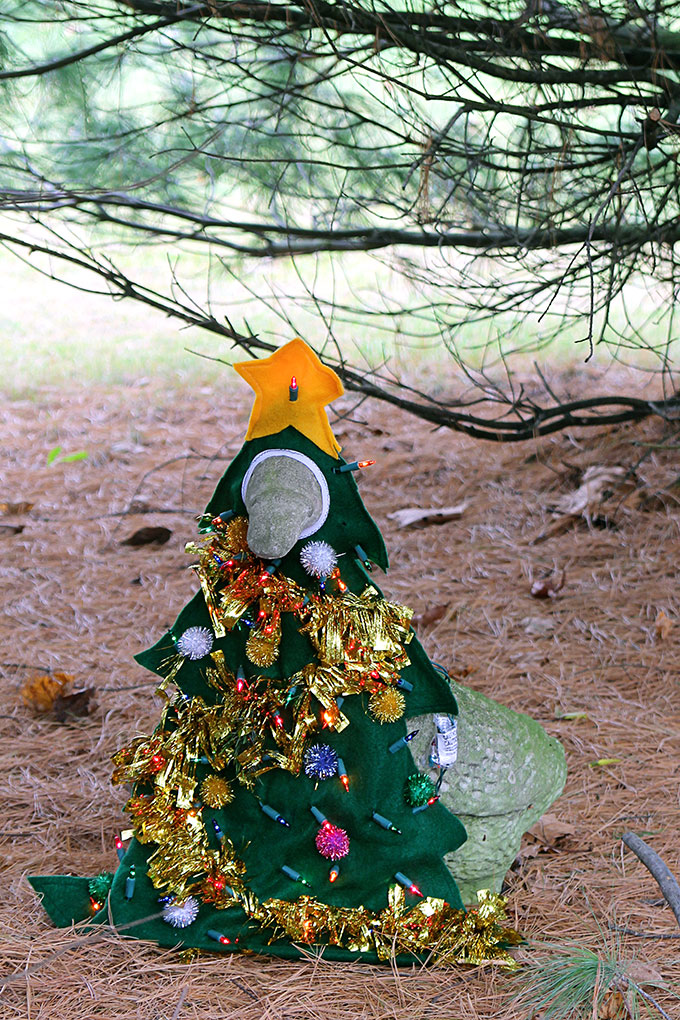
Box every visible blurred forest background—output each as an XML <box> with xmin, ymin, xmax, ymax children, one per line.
<box><xmin>2</xmin><ymin>0</ymin><xmax>680</xmax><ymax>438</ymax></box>
<box><xmin>3</xmin><ymin>7</ymin><xmax>680</xmax><ymax>1017</ymax></box>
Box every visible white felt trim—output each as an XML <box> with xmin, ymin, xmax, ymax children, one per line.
<box><xmin>241</xmin><ymin>448</ymin><xmax>330</xmax><ymax>539</ymax></box>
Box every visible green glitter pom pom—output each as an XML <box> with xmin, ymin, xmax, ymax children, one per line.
<box><xmin>404</xmin><ymin>772</ymin><xmax>436</xmax><ymax>807</ymax></box>
<box><xmin>88</xmin><ymin>871</ymin><xmax>114</xmax><ymax>902</ymax></box>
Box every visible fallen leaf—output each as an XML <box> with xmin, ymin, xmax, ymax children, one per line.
<box><xmin>22</xmin><ymin>672</ymin><xmax>73</xmax><ymax>713</ymax></box>
<box><xmin>120</xmin><ymin>526</ymin><xmax>172</xmax><ymax>546</ymax></box>
<box><xmin>527</xmin><ymin>813</ymin><xmax>576</xmax><ymax>848</ymax></box>
<box><xmin>555</xmin><ymin>710</ymin><xmax>589</xmax><ymax>720</ymax></box>
<box><xmin>550</xmin><ymin>465</ymin><xmax>632</xmax><ymax>517</ymax></box>
<box><xmin>522</xmin><ymin>616</ymin><xmax>556</xmax><ymax>636</ymax></box>
<box><xmin>387</xmin><ymin>503</ymin><xmax>468</xmax><ymax>528</ymax></box>
<box><xmin>110</xmin><ymin>441</ymin><xmax>147</xmax><ymax>456</ymax></box>
<box><xmin>413</xmin><ymin>603</ymin><xmax>451</xmax><ymax>628</ymax></box>
<box><xmin>47</xmin><ymin>446</ymin><xmax>88</xmax><ymax>466</ymax></box>
<box><xmin>589</xmin><ymin>757</ymin><xmax>623</xmax><ymax>768</ymax></box>
<box><xmin>0</xmin><ymin>524</ymin><xmax>24</xmax><ymax>536</ymax></box>
<box><xmin>380</xmin><ymin>438</ymin><xmax>413</xmax><ymax>452</ymax></box>
<box><xmin>530</xmin><ymin>516</ymin><xmax>579</xmax><ymax>544</ymax></box>
<box><xmin>530</xmin><ymin>568</ymin><xmax>566</xmax><ymax>599</ymax></box>
<box><xmin>58</xmin><ymin>450</ymin><xmax>88</xmax><ymax>464</ymax></box>
<box><xmin>655</xmin><ymin>610</ymin><xmax>673</xmax><ymax>641</ymax></box>
<box><xmin>52</xmin><ymin>688</ymin><xmax>95</xmax><ymax>722</ymax></box>
<box><xmin>0</xmin><ymin>501</ymin><xmax>34</xmax><ymax>515</ymax></box>
<box><xmin>624</xmin><ymin>961</ymin><xmax>664</xmax><ymax>987</ymax></box>
<box><xmin>515</xmin><ymin>843</ymin><xmax>542</xmax><ymax>862</ymax></box>
<box><xmin>598</xmin><ymin>988</ymin><xmax>627</xmax><ymax>1019</ymax></box>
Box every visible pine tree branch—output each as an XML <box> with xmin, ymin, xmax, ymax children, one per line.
<box><xmin>0</xmin><ymin>6</ymin><xmax>207</xmax><ymax>81</ymax></box>
<box><xmin>2</xmin><ymin>229</ymin><xmax>678</xmax><ymax>442</ymax></box>
<box><xmin>116</xmin><ymin>0</ymin><xmax>680</xmax><ymax>77</ymax></box>
<box><xmin>3</xmin><ymin>190</ymin><xmax>679</xmax><ymax>254</ymax></box>
<box><xmin>4</xmin><ymin>0</ymin><xmax>680</xmax><ymax>88</ymax></box>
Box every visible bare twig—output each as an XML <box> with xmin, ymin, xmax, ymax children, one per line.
<box><xmin>607</xmin><ymin>922</ymin><xmax>680</xmax><ymax>940</ymax></box>
<box><xmin>621</xmin><ymin>832</ymin><xmax>680</xmax><ymax>930</ymax></box>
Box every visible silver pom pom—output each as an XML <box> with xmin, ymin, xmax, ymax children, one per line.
<box><xmin>162</xmin><ymin>896</ymin><xmax>200</xmax><ymax>928</ymax></box>
<box><xmin>300</xmin><ymin>540</ymin><xmax>337</xmax><ymax>578</ymax></box>
<box><xmin>176</xmin><ymin>626</ymin><xmax>214</xmax><ymax>660</ymax></box>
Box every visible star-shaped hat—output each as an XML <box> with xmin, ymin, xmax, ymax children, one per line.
<box><xmin>234</xmin><ymin>338</ymin><xmax>344</xmax><ymax>458</ymax></box>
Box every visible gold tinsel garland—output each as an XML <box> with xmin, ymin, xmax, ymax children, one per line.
<box><xmin>254</xmin><ymin>886</ymin><xmax>521</xmax><ymax>966</ymax></box>
<box><xmin>186</xmin><ymin>517</ymin><xmax>413</xmax><ymax>671</ymax></box>
<box><xmin>119</xmin><ymin>759</ymin><xmax>520</xmax><ymax>965</ymax></box>
<box><xmin>112</xmin><ymin>519</ymin><xmax>429</xmax><ymax>901</ymax></box>
<box><xmin>111</xmin><ymin>514</ymin><xmax>523</xmax><ymax>964</ymax></box>
<box><xmin>132</xmin><ymin>516</ymin><xmax>420</xmax><ymax>786</ymax></box>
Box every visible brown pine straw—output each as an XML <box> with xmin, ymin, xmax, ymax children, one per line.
<box><xmin>2</xmin><ymin>367</ymin><xmax>680</xmax><ymax>1017</ymax></box>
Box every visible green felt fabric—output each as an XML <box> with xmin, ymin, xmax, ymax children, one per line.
<box><xmin>136</xmin><ymin>428</ymin><xmax>458</xmax><ymax>719</ymax></box>
<box><xmin>28</xmin><ymin>875</ymin><xmax>95</xmax><ymax>928</ymax></box>
<box><xmin>33</xmin><ymin>426</ymin><xmax>466</xmax><ymax>963</ymax></box>
<box><xmin>105</xmin><ymin>841</ymin><xmax>451</xmax><ymax>964</ymax></box>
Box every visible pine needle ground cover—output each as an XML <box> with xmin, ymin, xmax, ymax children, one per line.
<box><xmin>2</xmin><ymin>372</ymin><xmax>679</xmax><ymax>1018</ymax></box>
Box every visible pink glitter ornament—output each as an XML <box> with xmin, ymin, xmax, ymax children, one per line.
<box><xmin>315</xmin><ymin>823</ymin><xmax>350</xmax><ymax>860</ymax></box>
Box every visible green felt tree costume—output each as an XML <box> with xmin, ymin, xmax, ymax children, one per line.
<box><xmin>30</xmin><ymin>340</ymin><xmax>519</xmax><ymax>965</ymax></box>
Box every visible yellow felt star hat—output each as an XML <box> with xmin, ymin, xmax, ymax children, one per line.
<box><xmin>234</xmin><ymin>338</ymin><xmax>344</xmax><ymax>458</ymax></box>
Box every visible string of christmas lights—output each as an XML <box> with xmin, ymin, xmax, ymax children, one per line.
<box><xmin>109</xmin><ymin>512</ymin><xmax>520</xmax><ymax>965</ymax></box>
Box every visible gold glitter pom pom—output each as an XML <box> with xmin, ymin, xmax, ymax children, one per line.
<box><xmin>246</xmin><ymin>629</ymin><xmax>280</xmax><ymax>666</ymax></box>
<box><xmin>225</xmin><ymin>516</ymin><xmax>250</xmax><ymax>553</ymax></box>
<box><xmin>368</xmin><ymin>687</ymin><xmax>406</xmax><ymax>723</ymax></box>
<box><xmin>200</xmin><ymin>776</ymin><xmax>234</xmax><ymax>808</ymax></box>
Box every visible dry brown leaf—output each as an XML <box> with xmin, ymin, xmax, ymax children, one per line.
<box><xmin>515</xmin><ymin>843</ymin><xmax>542</xmax><ymax>863</ymax></box>
<box><xmin>52</xmin><ymin>688</ymin><xmax>95</xmax><ymax>722</ymax></box>
<box><xmin>22</xmin><ymin>672</ymin><xmax>73</xmax><ymax>713</ymax></box>
<box><xmin>0</xmin><ymin>500</ymin><xmax>34</xmax><ymax>515</ymax></box>
<box><xmin>598</xmin><ymin>988</ymin><xmax>628</xmax><ymax>1020</ymax></box>
<box><xmin>0</xmin><ymin>523</ymin><xmax>24</xmax><ymax>536</ymax></box>
<box><xmin>625</xmin><ymin>961</ymin><xmax>665</xmax><ymax>987</ymax></box>
<box><xmin>527</xmin><ymin>812</ymin><xmax>576</xmax><ymax>848</ymax></box>
<box><xmin>530</xmin><ymin>515</ymin><xmax>579</xmax><ymax>544</ymax></box>
<box><xmin>530</xmin><ymin>568</ymin><xmax>566</xmax><ymax>599</ymax></box>
<box><xmin>550</xmin><ymin>466</ymin><xmax>634</xmax><ymax>517</ymax></box>
<box><xmin>655</xmin><ymin>609</ymin><xmax>673</xmax><ymax>641</ymax></box>
<box><xmin>413</xmin><ymin>603</ymin><xmax>451</xmax><ymax>629</ymax></box>
<box><xmin>522</xmin><ymin>616</ymin><xmax>556</xmax><ymax>636</ymax></box>
<box><xmin>120</xmin><ymin>526</ymin><xmax>172</xmax><ymax>546</ymax></box>
<box><xmin>386</xmin><ymin>503</ymin><xmax>468</xmax><ymax>528</ymax></box>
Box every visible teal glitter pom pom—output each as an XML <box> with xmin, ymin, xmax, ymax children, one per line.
<box><xmin>404</xmin><ymin>772</ymin><xmax>436</xmax><ymax>807</ymax></box>
<box><xmin>88</xmin><ymin>871</ymin><xmax>114</xmax><ymax>902</ymax></box>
